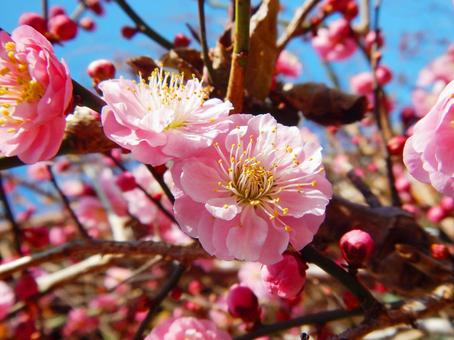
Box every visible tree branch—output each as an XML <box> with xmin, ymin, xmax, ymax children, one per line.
<box><xmin>197</xmin><ymin>0</ymin><xmax>216</xmax><ymax>84</ymax></box>
<box><xmin>226</xmin><ymin>0</ymin><xmax>251</xmax><ymax>113</ymax></box>
<box><xmin>0</xmin><ymin>173</ymin><xmax>23</xmax><ymax>255</ymax></box>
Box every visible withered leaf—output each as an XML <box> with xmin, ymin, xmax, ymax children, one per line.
<box><xmin>246</xmin><ymin>0</ymin><xmax>279</xmax><ymax>100</ymax></box>
<box><xmin>160</xmin><ymin>48</ymin><xmax>204</xmax><ymax>80</ymax></box>
<box><xmin>126</xmin><ymin>56</ymin><xmax>159</xmax><ymax>79</ymax></box>
<box><xmin>282</xmin><ymin>82</ymin><xmax>368</xmax><ymax>126</ymax></box>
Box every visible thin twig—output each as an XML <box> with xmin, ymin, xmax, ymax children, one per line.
<box><xmin>347</xmin><ymin>170</ymin><xmax>382</xmax><ymax>208</ymax></box>
<box><xmin>42</xmin><ymin>0</ymin><xmax>49</xmax><ymax>27</ymax></box>
<box><xmin>0</xmin><ymin>239</ymin><xmax>208</xmax><ymax>279</ymax></box>
<box><xmin>114</xmin><ymin>0</ymin><xmax>173</xmax><ymax>49</ymax></box>
<box><xmin>146</xmin><ymin>165</ymin><xmax>175</xmax><ymax>204</ymax></box>
<box><xmin>369</xmin><ymin>0</ymin><xmax>400</xmax><ymax>206</ymax></box>
<box><xmin>234</xmin><ymin>308</ymin><xmax>362</xmax><ymax>340</ymax></box>
<box><xmin>226</xmin><ymin>0</ymin><xmax>251</xmax><ymax>113</ymax></box>
<box><xmin>0</xmin><ymin>173</ymin><xmax>23</xmax><ymax>255</ymax></box>
<box><xmin>133</xmin><ymin>261</ymin><xmax>186</xmax><ymax>339</ymax></box>
<box><xmin>110</xmin><ymin>157</ymin><xmax>177</xmax><ymax>223</ymax></box>
<box><xmin>47</xmin><ymin>165</ymin><xmax>91</xmax><ymax>239</ymax></box>
<box><xmin>277</xmin><ymin>0</ymin><xmax>322</xmax><ymax>52</ymax></box>
<box><xmin>300</xmin><ymin>245</ymin><xmax>382</xmax><ymax>314</ymax></box>
<box><xmin>197</xmin><ymin>0</ymin><xmax>216</xmax><ymax>84</ymax></box>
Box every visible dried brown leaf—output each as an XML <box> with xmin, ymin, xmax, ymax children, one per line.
<box><xmin>160</xmin><ymin>48</ymin><xmax>204</xmax><ymax>79</ymax></box>
<box><xmin>127</xmin><ymin>56</ymin><xmax>159</xmax><ymax>78</ymax></box>
<box><xmin>282</xmin><ymin>82</ymin><xmax>368</xmax><ymax>126</ymax></box>
<box><xmin>245</xmin><ymin>0</ymin><xmax>279</xmax><ymax>100</ymax></box>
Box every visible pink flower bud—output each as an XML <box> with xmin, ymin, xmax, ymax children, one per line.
<box><xmin>261</xmin><ymin>253</ymin><xmax>307</xmax><ymax>300</ymax></box>
<box><xmin>15</xmin><ymin>273</ymin><xmax>38</xmax><ymax>301</ymax></box>
<box><xmin>50</xmin><ymin>6</ymin><xmax>66</xmax><ymax>17</ymax></box>
<box><xmin>394</xmin><ymin>176</ymin><xmax>411</xmax><ymax>192</ymax></box>
<box><xmin>49</xmin><ymin>14</ymin><xmax>78</xmax><ymax>41</ymax></box>
<box><xmin>19</xmin><ymin>13</ymin><xmax>47</xmax><ymax>35</ymax></box>
<box><xmin>173</xmin><ymin>33</ymin><xmax>191</xmax><ymax>48</ymax></box>
<box><xmin>441</xmin><ymin>196</ymin><xmax>454</xmax><ymax>212</ymax></box>
<box><xmin>431</xmin><ymin>243</ymin><xmax>450</xmax><ymax>260</ymax></box>
<box><xmin>87</xmin><ymin>59</ymin><xmax>116</xmax><ymax>83</ymax></box>
<box><xmin>427</xmin><ymin>206</ymin><xmax>446</xmax><ymax>223</ymax></box>
<box><xmin>115</xmin><ymin>172</ymin><xmax>137</xmax><ymax>192</ymax></box>
<box><xmin>79</xmin><ymin>17</ymin><xmax>96</xmax><ymax>32</ymax></box>
<box><xmin>400</xmin><ymin>106</ymin><xmax>416</xmax><ymax>124</ymax></box>
<box><xmin>227</xmin><ymin>284</ymin><xmax>260</xmax><ymax>322</ymax></box>
<box><xmin>121</xmin><ymin>26</ymin><xmax>138</xmax><ymax>39</ymax></box>
<box><xmin>343</xmin><ymin>1</ymin><xmax>358</xmax><ymax>20</ymax></box>
<box><xmin>387</xmin><ymin>135</ymin><xmax>407</xmax><ymax>156</ymax></box>
<box><xmin>365</xmin><ymin>30</ymin><xmax>384</xmax><ymax>50</ymax></box>
<box><xmin>402</xmin><ymin>203</ymin><xmax>418</xmax><ymax>216</ymax></box>
<box><xmin>188</xmin><ymin>279</ymin><xmax>203</xmax><ymax>295</ymax></box>
<box><xmin>339</xmin><ymin>229</ymin><xmax>375</xmax><ymax>267</ymax></box>
<box><xmin>376</xmin><ymin>65</ymin><xmax>393</xmax><ymax>85</ymax></box>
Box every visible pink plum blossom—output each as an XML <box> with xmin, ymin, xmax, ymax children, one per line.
<box><xmin>63</xmin><ymin>308</ymin><xmax>98</xmax><ymax>337</ymax></box>
<box><xmin>312</xmin><ymin>18</ymin><xmax>357</xmax><ymax>61</ymax></box>
<box><xmin>404</xmin><ymin>80</ymin><xmax>454</xmax><ymax>196</ymax></box>
<box><xmin>275</xmin><ymin>50</ymin><xmax>303</xmax><ymax>78</ymax></box>
<box><xmin>261</xmin><ymin>253</ymin><xmax>307</xmax><ymax>300</ymax></box>
<box><xmin>145</xmin><ymin>317</ymin><xmax>231</xmax><ymax>340</ymax></box>
<box><xmin>99</xmin><ymin>69</ymin><xmax>232</xmax><ymax>165</ymax></box>
<box><xmin>172</xmin><ymin>114</ymin><xmax>332</xmax><ymax>264</ymax></box>
<box><xmin>0</xmin><ymin>26</ymin><xmax>72</xmax><ymax>163</ymax></box>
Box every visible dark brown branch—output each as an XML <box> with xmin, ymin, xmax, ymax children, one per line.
<box><xmin>133</xmin><ymin>262</ymin><xmax>186</xmax><ymax>339</ymax></box>
<box><xmin>146</xmin><ymin>165</ymin><xmax>175</xmax><ymax>204</ymax></box>
<box><xmin>234</xmin><ymin>308</ymin><xmax>362</xmax><ymax>340</ymax></box>
<box><xmin>0</xmin><ymin>173</ymin><xmax>23</xmax><ymax>255</ymax></box>
<box><xmin>114</xmin><ymin>0</ymin><xmax>173</xmax><ymax>49</ymax></box>
<box><xmin>47</xmin><ymin>165</ymin><xmax>91</xmax><ymax>239</ymax></box>
<box><xmin>300</xmin><ymin>245</ymin><xmax>382</xmax><ymax>313</ymax></box>
<box><xmin>0</xmin><ymin>239</ymin><xmax>208</xmax><ymax>279</ymax></box>
<box><xmin>197</xmin><ymin>0</ymin><xmax>216</xmax><ymax>84</ymax></box>
<box><xmin>347</xmin><ymin>170</ymin><xmax>382</xmax><ymax>208</ymax></box>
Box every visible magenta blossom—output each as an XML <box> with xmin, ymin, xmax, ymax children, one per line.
<box><xmin>404</xmin><ymin>81</ymin><xmax>454</xmax><ymax>196</ymax></box>
<box><xmin>312</xmin><ymin>18</ymin><xmax>357</xmax><ymax>61</ymax></box>
<box><xmin>275</xmin><ymin>50</ymin><xmax>303</xmax><ymax>78</ymax></box>
<box><xmin>172</xmin><ymin>114</ymin><xmax>332</xmax><ymax>264</ymax></box>
<box><xmin>99</xmin><ymin>69</ymin><xmax>232</xmax><ymax>165</ymax></box>
<box><xmin>261</xmin><ymin>253</ymin><xmax>308</xmax><ymax>300</ymax></box>
<box><xmin>145</xmin><ymin>316</ymin><xmax>231</xmax><ymax>340</ymax></box>
<box><xmin>0</xmin><ymin>26</ymin><xmax>72</xmax><ymax>163</ymax></box>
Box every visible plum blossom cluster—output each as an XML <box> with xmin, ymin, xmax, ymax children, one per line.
<box><xmin>100</xmin><ymin>69</ymin><xmax>332</xmax><ymax>264</ymax></box>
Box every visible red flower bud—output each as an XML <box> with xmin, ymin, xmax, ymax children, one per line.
<box><xmin>115</xmin><ymin>172</ymin><xmax>137</xmax><ymax>192</ymax></box>
<box><xmin>227</xmin><ymin>284</ymin><xmax>260</xmax><ymax>322</ymax></box>
<box><xmin>431</xmin><ymin>243</ymin><xmax>450</xmax><ymax>260</ymax></box>
<box><xmin>79</xmin><ymin>17</ymin><xmax>96</xmax><ymax>32</ymax></box>
<box><xmin>15</xmin><ymin>273</ymin><xmax>39</xmax><ymax>301</ymax></box>
<box><xmin>188</xmin><ymin>279</ymin><xmax>203</xmax><ymax>295</ymax></box>
<box><xmin>342</xmin><ymin>291</ymin><xmax>359</xmax><ymax>310</ymax></box>
<box><xmin>387</xmin><ymin>135</ymin><xmax>407</xmax><ymax>156</ymax></box>
<box><xmin>173</xmin><ymin>33</ymin><xmax>191</xmax><ymax>48</ymax></box>
<box><xmin>376</xmin><ymin>65</ymin><xmax>393</xmax><ymax>85</ymax></box>
<box><xmin>85</xmin><ymin>0</ymin><xmax>104</xmax><ymax>16</ymax></box>
<box><xmin>87</xmin><ymin>59</ymin><xmax>116</xmax><ymax>83</ymax></box>
<box><xmin>427</xmin><ymin>206</ymin><xmax>446</xmax><ymax>223</ymax></box>
<box><xmin>50</xmin><ymin>6</ymin><xmax>66</xmax><ymax>17</ymax></box>
<box><xmin>24</xmin><ymin>227</ymin><xmax>50</xmax><ymax>248</ymax></box>
<box><xmin>440</xmin><ymin>196</ymin><xmax>454</xmax><ymax>212</ymax></box>
<box><xmin>49</xmin><ymin>14</ymin><xmax>78</xmax><ymax>41</ymax></box>
<box><xmin>121</xmin><ymin>26</ymin><xmax>138</xmax><ymax>39</ymax></box>
<box><xmin>19</xmin><ymin>13</ymin><xmax>47</xmax><ymax>35</ymax></box>
<box><xmin>339</xmin><ymin>229</ymin><xmax>375</xmax><ymax>267</ymax></box>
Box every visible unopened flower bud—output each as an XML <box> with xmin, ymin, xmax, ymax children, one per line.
<box><xmin>15</xmin><ymin>273</ymin><xmax>38</xmax><ymax>301</ymax></box>
<box><xmin>440</xmin><ymin>196</ymin><xmax>454</xmax><ymax>212</ymax></box>
<box><xmin>339</xmin><ymin>229</ymin><xmax>375</xmax><ymax>267</ymax></box>
<box><xmin>342</xmin><ymin>291</ymin><xmax>359</xmax><ymax>310</ymax></box>
<box><xmin>49</xmin><ymin>14</ymin><xmax>78</xmax><ymax>41</ymax></box>
<box><xmin>115</xmin><ymin>172</ymin><xmax>137</xmax><ymax>192</ymax></box>
<box><xmin>227</xmin><ymin>284</ymin><xmax>260</xmax><ymax>322</ymax></box>
<box><xmin>173</xmin><ymin>33</ymin><xmax>191</xmax><ymax>48</ymax></box>
<box><xmin>261</xmin><ymin>253</ymin><xmax>307</xmax><ymax>300</ymax></box>
<box><xmin>121</xmin><ymin>26</ymin><xmax>138</xmax><ymax>39</ymax></box>
<box><xmin>431</xmin><ymin>243</ymin><xmax>450</xmax><ymax>260</ymax></box>
<box><xmin>50</xmin><ymin>6</ymin><xmax>66</xmax><ymax>17</ymax></box>
<box><xmin>427</xmin><ymin>206</ymin><xmax>446</xmax><ymax>223</ymax></box>
<box><xmin>80</xmin><ymin>17</ymin><xmax>96</xmax><ymax>31</ymax></box>
<box><xmin>87</xmin><ymin>59</ymin><xmax>116</xmax><ymax>84</ymax></box>
<box><xmin>19</xmin><ymin>13</ymin><xmax>47</xmax><ymax>35</ymax></box>
<box><xmin>376</xmin><ymin>65</ymin><xmax>393</xmax><ymax>85</ymax></box>
<box><xmin>387</xmin><ymin>135</ymin><xmax>407</xmax><ymax>156</ymax></box>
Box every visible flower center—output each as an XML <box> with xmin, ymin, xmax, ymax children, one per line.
<box><xmin>0</xmin><ymin>42</ymin><xmax>45</xmax><ymax>131</ymax></box>
<box><xmin>136</xmin><ymin>69</ymin><xmax>209</xmax><ymax>131</ymax></box>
